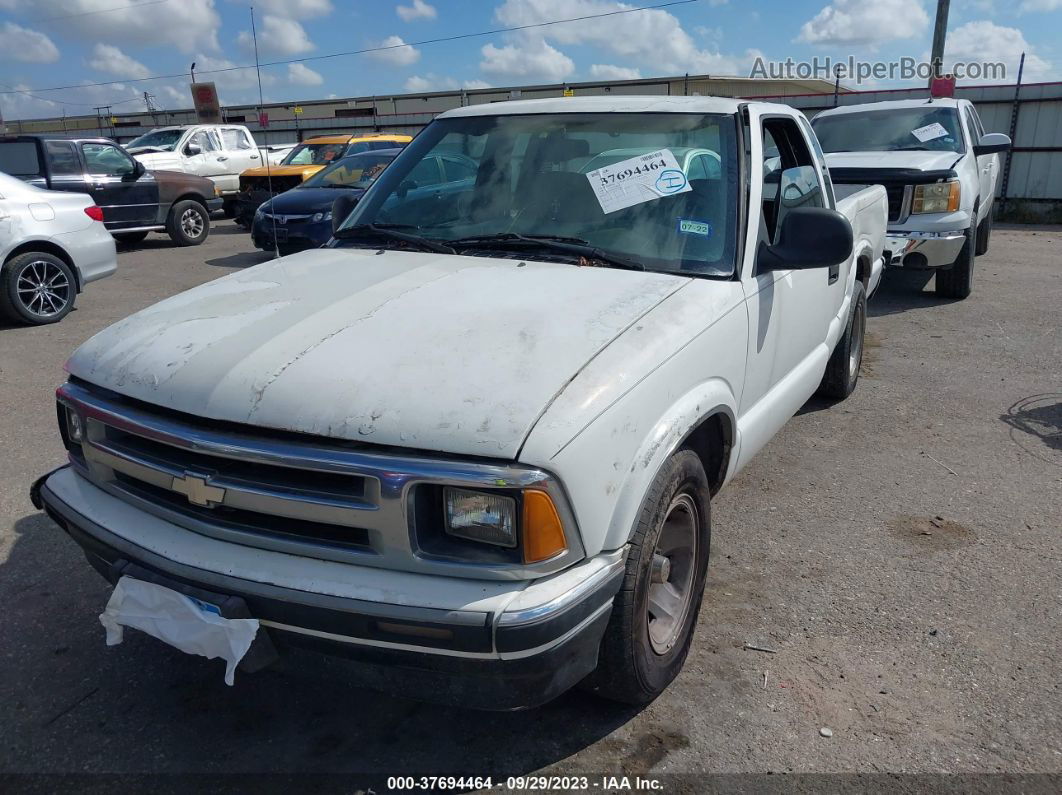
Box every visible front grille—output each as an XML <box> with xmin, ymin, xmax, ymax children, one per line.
<box><xmin>57</xmin><ymin>379</ymin><xmax>580</xmax><ymax>577</ymax></box>
<box><xmin>240</xmin><ymin>176</ymin><xmax>302</xmax><ymax>193</ymax></box>
<box><xmin>885</xmin><ymin>184</ymin><xmax>907</xmax><ymax>223</ymax></box>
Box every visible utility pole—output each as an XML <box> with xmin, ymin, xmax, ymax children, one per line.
<box><xmin>190</xmin><ymin>62</ymin><xmax>196</xmax><ymax>85</ymax></box>
<box><xmin>93</xmin><ymin>105</ymin><xmax>111</xmax><ymax>137</ymax></box>
<box><xmin>833</xmin><ymin>64</ymin><xmax>843</xmax><ymax>107</ymax></box>
<box><xmin>143</xmin><ymin>90</ymin><xmax>159</xmax><ymax>125</ymax></box>
<box><xmin>929</xmin><ymin>0</ymin><xmax>951</xmax><ymax>85</ymax></box>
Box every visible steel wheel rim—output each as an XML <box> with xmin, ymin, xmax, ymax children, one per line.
<box><xmin>15</xmin><ymin>260</ymin><xmax>70</xmax><ymax>317</ymax></box>
<box><xmin>849</xmin><ymin>299</ymin><xmax>866</xmax><ymax>380</ymax></box>
<box><xmin>181</xmin><ymin>207</ymin><xmax>204</xmax><ymax>238</ymax></box>
<box><xmin>646</xmin><ymin>492</ymin><xmax>698</xmax><ymax>655</ymax></box>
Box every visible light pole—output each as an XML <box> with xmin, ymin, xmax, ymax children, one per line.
<box><xmin>929</xmin><ymin>0</ymin><xmax>951</xmax><ymax>86</ymax></box>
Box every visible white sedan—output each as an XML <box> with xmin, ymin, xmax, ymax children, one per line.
<box><xmin>0</xmin><ymin>171</ymin><xmax>116</xmax><ymax>325</ymax></box>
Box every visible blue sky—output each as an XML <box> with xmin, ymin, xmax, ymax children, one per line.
<box><xmin>1</xmin><ymin>0</ymin><xmax>1060</xmax><ymax>119</ymax></box>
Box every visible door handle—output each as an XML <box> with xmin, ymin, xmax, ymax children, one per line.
<box><xmin>216</xmin><ymin>156</ymin><xmax>228</xmax><ymax>162</ymax></box>
<box><xmin>828</xmin><ymin>264</ymin><xmax>840</xmax><ymax>284</ymax></box>
<box><xmin>250</xmin><ymin>154</ymin><xmax>259</xmax><ymax>159</ymax></box>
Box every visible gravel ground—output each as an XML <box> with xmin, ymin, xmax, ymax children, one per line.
<box><xmin>0</xmin><ymin>222</ymin><xmax>1059</xmax><ymax>788</ymax></box>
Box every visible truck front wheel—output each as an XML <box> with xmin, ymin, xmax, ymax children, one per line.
<box><xmin>936</xmin><ymin>225</ymin><xmax>975</xmax><ymax>299</ymax></box>
<box><xmin>584</xmin><ymin>450</ymin><xmax>711</xmax><ymax>705</ymax></box>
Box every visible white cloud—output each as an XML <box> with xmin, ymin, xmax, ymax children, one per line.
<box><xmin>237</xmin><ymin>0</ymin><xmax>332</xmax><ymax>17</ymax></box>
<box><xmin>463</xmin><ymin>79</ymin><xmax>492</xmax><ymax>89</ymax></box>
<box><xmin>796</xmin><ymin>0</ymin><xmax>929</xmax><ymax>48</ymax></box>
<box><xmin>88</xmin><ymin>43</ymin><xmax>150</xmax><ymax>79</ymax></box>
<box><xmin>0</xmin><ymin>22</ymin><xmax>59</xmax><ymax>63</ymax></box>
<box><xmin>397</xmin><ymin>0</ymin><xmax>437</xmax><ymax>21</ymax></box>
<box><xmin>1020</xmin><ymin>0</ymin><xmax>1062</xmax><ymax>9</ymax></box>
<box><xmin>589</xmin><ymin>63</ymin><xmax>641</xmax><ymax>80</ymax></box>
<box><xmin>945</xmin><ymin>20</ymin><xmax>1053</xmax><ymax>80</ymax></box>
<box><xmin>367</xmin><ymin>35</ymin><xmax>420</xmax><ymax>66</ymax></box>
<box><xmin>404</xmin><ymin>73</ymin><xmax>459</xmax><ymax>91</ymax></box>
<box><xmin>480</xmin><ymin>36</ymin><xmax>574</xmax><ymax>82</ymax></box>
<box><xmin>193</xmin><ymin>53</ymin><xmax>275</xmax><ymax>91</ymax></box>
<box><xmin>287</xmin><ymin>62</ymin><xmax>323</xmax><ymax>85</ymax></box>
<box><xmin>237</xmin><ymin>15</ymin><xmax>314</xmax><ymax>56</ymax></box>
<box><xmin>492</xmin><ymin>0</ymin><xmax>753</xmax><ymax>76</ymax></box>
<box><xmin>16</xmin><ymin>0</ymin><xmax>220</xmax><ymax>54</ymax></box>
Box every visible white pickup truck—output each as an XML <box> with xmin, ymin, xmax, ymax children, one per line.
<box><xmin>125</xmin><ymin>125</ymin><xmax>264</xmax><ymax>213</ymax></box>
<box><xmin>812</xmin><ymin>97</ymin><xmax>1011</xmax><ymax>299</ymax></box>
<box><xmin>33</xmin><ymin>97</ymin><xmax>886</xmax><ymax>709</ymax></box>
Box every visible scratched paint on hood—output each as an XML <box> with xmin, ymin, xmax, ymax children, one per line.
<box><xmin>67</xmin><ymin>248</ymin><xmax>688</xmax><ymax>458</ymax></box>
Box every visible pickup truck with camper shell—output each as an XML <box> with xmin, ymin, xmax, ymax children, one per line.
<box><xmin>812</xmin><ymin>97</ymin><xmax>1010</xmax><ymax>299</ymax></box>
<box><xmin>125</xmin><ymin>124</ymin><xmax>263</xmax><ymax>215</ymax></box>
<box><xmin>32</xmin><ymin>96</ymin><xmax>887</xmax><ymax>709</ymax></box>
<box><xmin>0</xmin><ymin>135</ymin><xmax>220</xmax><ymax>247</ymax></box>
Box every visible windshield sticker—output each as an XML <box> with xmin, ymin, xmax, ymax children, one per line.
<box><xmin>585</xmin><ymin>148</ymin><xmax>692</xmax><ymax>214</ymax></box>
<box><xmin>677</xmin><ymin>219</ymin><xmax>713</xmax><ymax>237</ymax></box>
<box><xmin>910</xmin><ymin>122</ymin><xmax>949</xmax><ymax>143</ymax></box>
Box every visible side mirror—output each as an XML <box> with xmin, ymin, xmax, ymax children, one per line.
<box><xmin>331</xmin><ymin>194</ymin><xmax>360</xmax><ymax>235</ymax></box>
<box><xmin>133</xmin><ymin>160</ymin><xmax>146</xmax><ymax>178</ymax></box>
<box><xmin>758</xmin><ymin>207</ymin><xmax>853</xmax><ymax>272</ymax></box>
<box><xmin>974</xmin><ymin>132</ymin><xmax>1011</xmax><ymax>156</ymax></box>
<box><xmin>397</xmin><ymin>180</ymin><xmax>416</xmax><ymax>199</ymax></box>
<box><xmin>185</xmin><ymin>142</ymin><xmax>202</xmax><ymax>156</ymax></box>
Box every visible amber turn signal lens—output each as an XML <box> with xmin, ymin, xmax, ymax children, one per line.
<box><xmin>522</xmin><ymin>490</ymin><xmax>567</xmax><ymax>563</ymax></box>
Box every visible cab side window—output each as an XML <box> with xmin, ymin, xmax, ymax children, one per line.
<box><xmin>45</xmin><ymin>141</ymin><xmax>81</xmax><ymax>176</ymax></box>
<box><xmin>187</xmin><ymin>131</ymin><xmax>218</xmax><ymax>154</ymax></box>
<box><xmin>760</xmin><ymin>118</ymin><xmax>822</xmax><ymax>244</ymax></box>
<box><xmin>964</xmin><ymin>107</ymin><xmax>984</xmax><ymax>145</ymax></box>
<box><xmin>221</xmin><ymin>128</ymin><xmax>254</xmax><ymax>150</ymax></box>
<box><xmin>81</xmin><ymin>143</ymin><xmax>137</xmax><ymax>177</ymax></box>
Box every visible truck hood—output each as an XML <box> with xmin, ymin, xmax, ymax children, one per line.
<box><xmin>825</xmin><ymin>150</ymin><xmax>962</xmax><ymax>172</ymax></box>
<box><xmin>241</xmin><ymin>165</ymin><xmax>323</xmax><ymax>180</ymax></box>
<box><xmin>67</xmin><ymin>249</ymin><xmax>688</xmax><ymax>458</ymax></box>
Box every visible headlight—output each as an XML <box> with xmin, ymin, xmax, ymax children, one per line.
<box><xmin>441</xmin><ymin>487</ymin><xmax>568</xmax><ymax>563</ymax></box>
<box><xmin>444</xmin><ymin>487</ymin><xmax>517</xmax><ymax>547</ymax></box>
<box><xmin>311</xmin><ymin>211</ymin><xmax>332</xmax><ymax>223</ymax></box>
<box><xmin>67</xmin><ymin>408</ymin><xmax>83</xmax><ymax>443</ymax></box>
<box><xmin>254</xmin><ymin>205</ymin><xmax>267</xmax><ymax>219</ymax></box>
<box><xmin>912</xmin><ymin>181</ymin><xmax>960</xmax><ymax>214</ymax></box>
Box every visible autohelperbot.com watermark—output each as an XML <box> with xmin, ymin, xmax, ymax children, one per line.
<box><xmin>750</xmin><ymin>55</ymin><xmax>1006</xmax><ymax>84</ymax></box>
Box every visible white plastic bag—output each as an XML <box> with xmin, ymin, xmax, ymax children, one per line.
<box><xmin>100</xmin><ymin>576</ymin><xmax>260</xmax><ymax>685</ymax></box>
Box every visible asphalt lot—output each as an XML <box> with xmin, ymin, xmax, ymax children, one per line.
<box><xmin>0</xmin><ymin>221</ymin><xmax>1059</xmax><ymax>786</ymax></box>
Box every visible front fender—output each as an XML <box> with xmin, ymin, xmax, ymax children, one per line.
<box><xmin>600</xmin><ymin>382</ymin><xmax>738</xmax><ymax>552</ymax></box>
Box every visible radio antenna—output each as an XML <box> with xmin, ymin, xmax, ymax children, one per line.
<box><xmin>250</xmin><ymin>6</ymin><xmax>280</xmax><ymax>259</ymax></box>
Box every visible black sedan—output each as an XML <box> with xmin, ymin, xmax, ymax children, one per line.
<box><xmin>251</xmin><ymin>149</ymin><xmax>399</xmax><ymax>255</ymax></box>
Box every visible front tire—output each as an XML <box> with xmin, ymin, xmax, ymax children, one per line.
<box><xmin>166</xmin><ymin>200</ymin><xmax>210</xmax><ymax>247</ymax></box>
<box><xmin>0</xmin><ymin>252</ymin><xmax>76</xmax><ymax>325</ymax></box>
<box><xmin>936</xmin><ymin>225</ymin><xmax>975</xmax><ymax>299</ymax></box>
<box><xmin>817</xmin><ymin>279</ymin><xmax>866</xmax><ymax>400</ymax></box>
<box><xmin>975</xmin><ymin>211</ymin><xmax>992</xmax><ymax>256</ymax></box>
<box><xmin>584</xmin><ymin>450</ymin><xmax>711</xmax><ymax>705</ymax></box>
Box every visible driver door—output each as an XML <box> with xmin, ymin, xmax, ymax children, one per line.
<box><xmin>80</xmin><ymin>142</ymin><xmax>158</xmax><ymax>228</ymax></box>
<box><xmin>183</xmin><ymin>129</ymin><xmax>228</xmax><ymax>187</ymax></box>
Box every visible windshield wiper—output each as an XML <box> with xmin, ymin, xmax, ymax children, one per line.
<box><xmin>333</xmin><ymin>224</ymin><xmax>455</xmax><ymax>254</ymax></box>
<box><xmin>449</xmin><ymin>233</ymin><xmax>644</xmax><ymax>271</ymax></box>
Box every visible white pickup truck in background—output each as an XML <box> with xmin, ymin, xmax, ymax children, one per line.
<box><xmin>34</xmin><ymin>96</ymin><xmax>886</xmax><ymax>709</ymax></box>
<box><xmin>812</xmin><ymin>97</ymin><xmax>1011</xmax><ymax>299</ymax></box>
<box><xmin>125</xmin><ymin>125</ymin><xmax>265</xmax><ymax>214</ymax></box>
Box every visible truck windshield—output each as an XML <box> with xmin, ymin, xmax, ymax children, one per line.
<box><xmin>282</xmin><ymin>142</ymin><xmax>347</xmax><ymax>166</ymax></box>
<box><xmin>302</xmin><ymin>153</ymin><xmax>395</xmax><ymax>189</ymax></box>
<box><xmin>126</xmin><ymin>129</ymin><xmax>184</xmax><ymax>151</ymax></box>
<box><xmin>813</xmin><ymin>107</ymin><xmax>965</xmax><ymax>154</ymax></box>
<box><xmin>338</xmin><ymin>113</ymin><xmax>739</xmax><ymax>278</ymax></box>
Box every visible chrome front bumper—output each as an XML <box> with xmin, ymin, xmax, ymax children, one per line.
<box><xmin>885</xmin><ymin>229</ymin><xmax>967</xmax><ymax>269</ymax></box>
<box><xmin>32</xmin><ymin>466</ymin><xmax>625</xmax><ymax>709</ymax></box>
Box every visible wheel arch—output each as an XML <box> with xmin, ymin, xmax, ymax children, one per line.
<box><xmin>3</xmin><ymin>240</ymin><xmax>81</xmax><ymax>292</ymax></box>
<box><xmin>599</xmin><ymin>380</ymin><xmax>738</xmax><ymax>552</ymax></box>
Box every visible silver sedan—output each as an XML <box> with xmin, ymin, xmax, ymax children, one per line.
<box><xmin>0</xmin><ymin>171</ymin><xmax>117</xmax><ymax>325</ymax></box>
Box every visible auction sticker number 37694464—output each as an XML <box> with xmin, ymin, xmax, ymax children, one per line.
<box><xmin>585</xmin><ymin>148</ymin><xmax>691</xmax><ymax>214</ymax></box>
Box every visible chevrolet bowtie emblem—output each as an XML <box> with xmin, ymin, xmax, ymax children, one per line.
<box><xmin>171</xmin><ymin>472</ymin><xmax>225</xmax><ymax>507</ymax></box>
